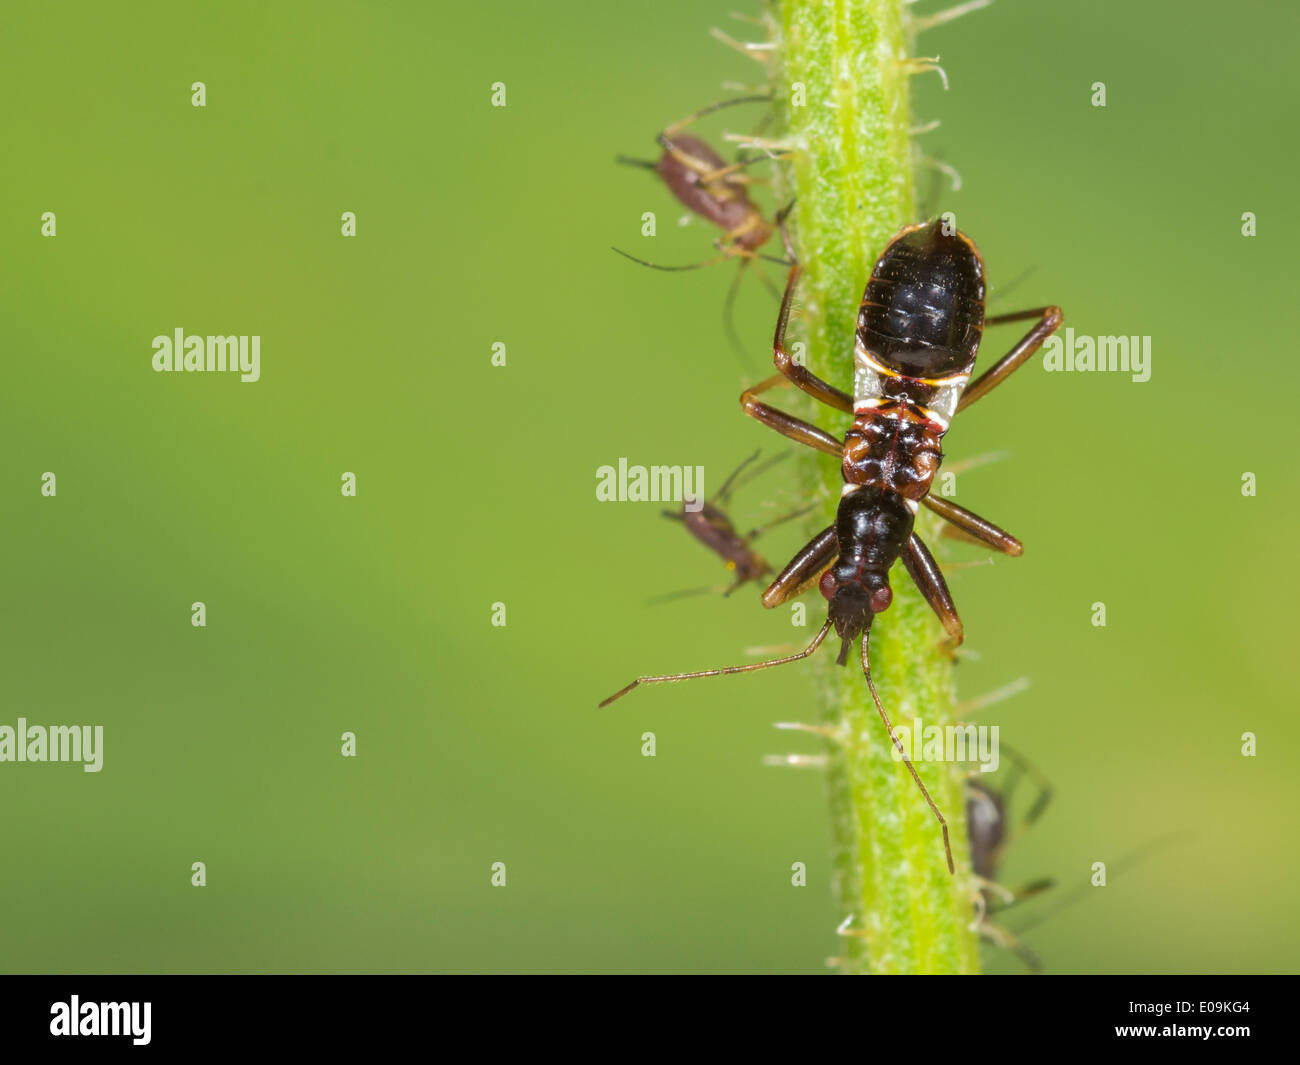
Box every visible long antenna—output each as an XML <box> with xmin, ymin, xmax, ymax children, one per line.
<box><xmin>610</xmin><ymin>246</ymin><xmax>729</xmax><ymax>272</ymax></box>
<box><xmin>599</xmin><ymin>620</ymin><xmax>831</xmax><ymax>708</ymax></box>
<box><xmin>862</xmin><ymin>630</ymin><xmax>955</xmax><ymax>874</ymax></box>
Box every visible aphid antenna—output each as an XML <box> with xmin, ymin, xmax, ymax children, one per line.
<box><xmin>644</xmin><ymin>584</ymin><xmax>729</xmax><ymax>607</ymax></box>
<box><xmin>660</xmin><ymin>93</ymin><xmax>771</xmax><ymax>142</ymax></box>
<box><xmin>614</xmin><ymin>154</ymin><xmax>658</xmax><ymax>171</ymax></box>
<box><xmin>1011</xmin><ymin>832</ymin><xmax>1195</xmax><ymax>938</ymax></box>
<box><xmin>609</xmin><ymin>245</ymin><xmax>793</xmax><ymax>273</ymax></box>
<box><xmin>609</xmin><ymin>246</ymin><xmax>731</xmax><ymax>273</ymax></box>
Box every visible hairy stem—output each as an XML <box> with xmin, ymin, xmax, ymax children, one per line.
<box><xmin>766</xmin><ymin>0</ymin><xmax>980</xmax><ymax>974</ymax></box>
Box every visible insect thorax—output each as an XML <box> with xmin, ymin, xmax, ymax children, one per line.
<box><xmin>844</xmin><ymin>340</ymin><xmax>964</xmax><ymax>501</ymax></box>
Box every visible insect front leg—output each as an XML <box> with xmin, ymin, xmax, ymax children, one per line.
<box><xmin>902</xmin><ymin>533</ymin><xmax>964</xmax><ymax>645</ymax></box>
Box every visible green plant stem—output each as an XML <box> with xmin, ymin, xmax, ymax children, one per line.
<box><xmin>768</xmin><ymin>0</ymin><xmax>980</xmax><ymax>974</ymax></box>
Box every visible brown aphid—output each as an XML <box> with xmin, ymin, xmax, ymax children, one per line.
<box><xmin>656</xmin><ymin>451</ymin><xmax>812</xmax><ymax>603</ymax></box>
<box><xmin>615</xmin><ymin>96</ymin><xmax>793</xmax><ymax>361</ymax></box>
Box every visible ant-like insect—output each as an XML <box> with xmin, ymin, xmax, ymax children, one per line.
<box><xmin>615</xmin><ymin>96</ymin><xmax>794</xmax><ymax>359</ymax></box>
<box><xmin>601</xmin><ymin>219</ymin><xmax>1063</xmax><ymax>874</ymax></box>
<box><xmin>653</xmin><ymin>450</ymin><xmax>814</xmax><ymax>603</ymax></box>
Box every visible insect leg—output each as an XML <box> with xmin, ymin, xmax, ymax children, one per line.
<box><xmin>999</xmin><ymin>741</ymin><xmax>1054</xmax><ymax>832</ymax></box>
<box><xmin>771</xmin><ymin>266</ymin><xmax>854</xmax><ymax>413</ymax></box>
<box><xmin>740</xmin><ymin>374</ymin><xmax>842</xmax><ymax>456</ymax></box>
<box><xmin>957</xmin><ymin>305</ymin><xmax>1063</xmax><ymax>412</ymax></box>
<box><xmin>922</xmin><ymin>496</ymin><xmax>1023</xmax><ymax>556</ymax></box>
<box><xmin>902</xmin><ymin>533</ymin><xmax>964</xmax><ymax>644</ymax></box>
<box><xmin>760</xmin><ymin>525</ymin><xmax>837</xmax><ymax>608</ymax></box>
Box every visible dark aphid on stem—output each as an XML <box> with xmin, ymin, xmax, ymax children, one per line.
<box><xmin>600</xmin><ymin>219</ymin><xmax>1064</xmax><ymax>875</ymax></box>
<box><xmin>966</xmin><ymin>742</ymin><xmax>1055</xmax><ymax>970</ymax></box>
<box><xmin>653</xmin><ymin>450</ymin><xmax>814</xmax><ymax>604</ymax></box>
<box><xmin>967</xmin><ymin>744</ymin><xmax>1187</xmax><ymax>970</ymax></box>
<box><xmin>614</xmin><ymin>96</ymin><xmax>794</xmax><ymax>360</ymax></box>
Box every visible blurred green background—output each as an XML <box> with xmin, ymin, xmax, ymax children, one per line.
<box><xmin>0</xmin><ymin>0</ymin><xmax>1295</xmax><ymax>974</ymax></box>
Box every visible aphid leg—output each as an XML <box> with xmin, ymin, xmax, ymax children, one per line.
<box><xmin>760</xmin><ymin>525</ymin><xmax>838</xmax><ymax>608</ymax></box>
<box><xmin>598</xmin><ymin>621</ymin><xmax>832</xmax><ymax>708</ymax></box>
<box><xmin>727</xmin><ymin>448</ymin><xmax>793</xmax><ymax>495</ymax></box>
<box><xmin>987</xmin><ymin>877</ymin><xmax>1056</xmax><ymax>914</ymax></box>
<box><xmin>746</xmin><ymin>502</ymin><xmax>817</xmax><ymax>541</ymax></box>
<box><xmin>999</xmin><ymin>741</ymin><xmax>1054</xmax><ymax>834</ymax></box>
<box><xmin>922</xmin><ymin>495</ymin><xmax>1023</xmax><ymax>556</ymax></box>
<box><xmin>746</xmin><ymin>256</ymin><xmax>784</xmax><ymax>302</ymax></box>
<box><xmin>770</xmin><ymin>266</ymin><xmax>854</xmax><ymax>413</ymax></box>
<box><xmin>722</xmin><ymin>132</ymin><xmax>798</xmax><ymax>155</ymax></box>
<box><xmin>773</xmin><ymin>197</ymin><xmax>797</xmax><ymax>263</ymax></box>
<box><xmin>740</xmin><ymin>375</ymin><xmax>843</xmax><ymax>457</ymax></box>
<box><xmin>721</xmin><ymin>257</ymin><xmax>756</xmax><ymax>366</ymax></box>
<box><xmin>978</xmin><ymin>917</ymin><xmax>1043</xmax><ymax>972</ymax></box>
<box><xmin>712</xmin><ymin>450</ymin><xmax>763</xmax><ymax>505</ymax></box>
<box><xmin>971</xmin><ymin>874</ymin><xmax>1017</xmax><ymax>908</ymax></box>
<box><xmin>696</xmin><ymin>153</ymin><xmax>791</xmax><ymax>185</ymax></box>
<box><xmin>644</xmin><ymin>584</ymin><xmax>730</xmax><ymax>606</ymax></box>
<box><xmin>957</xmin><ymin>306</ymin><xmax>1063</xmax><ymax>412</ymax></box>
<box><xmin>902</xmin><ymin>533</ymin><xmax>964</xmax><ymax>645</ymax></box>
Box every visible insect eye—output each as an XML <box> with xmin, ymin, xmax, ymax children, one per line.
<box><xmin>819</xmin><ymin>571</ymin><xmax>837</xmax><ymax>600</ymax></box>
<box><xmin>869</xmin><ymin>586</ymin><xmax>893</xmax><ymax>614</ymax></box>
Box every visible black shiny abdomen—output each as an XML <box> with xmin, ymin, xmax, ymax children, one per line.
<box><xmin>857</xmin><ymin>220</ymin><xmax>986</xmax><ymax>379</ymax></box>
<box><xmin>833</xmin><ymin>485</ymin><xmax>914</xmax><ymax>575</ymax></box>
